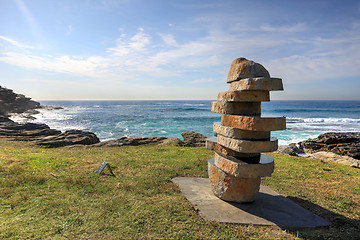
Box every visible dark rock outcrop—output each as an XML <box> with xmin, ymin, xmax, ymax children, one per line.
<box><xmin>0</xmin><ymin>117</ymin><xmax>61</xmax><ymax>141</ymax></box>
<box><xmin>181</xmin><ymin>131</ymin><xmax>208</xmax><ymax>147</ymax></box>
<box><xmin>0</xmin><ymin>86</ymin><xmax>41</xmax><ymax>117</ymax></box>
<box><xmin>276</xmin><ymin>143</ymin><xmax>305</xmax><ymax>156</ymax></box>
<box><xmin>35</xmin><ymin>130</ymin><xmax>100</xmax><ymax>147</ymax></box>
<box><xmin>90</xmin><ymin>136</ymin><xmax>167</xmax><ymax>147</ymax></box>
<box><xmin>0</xmin><ymin>116</ymin><xmax>99</xmax><ymax>147</ymax></box>
<box><xmin>298</xmin><ymin>132</ymin><xmax>360</xmax><ymax>160</ymax></box>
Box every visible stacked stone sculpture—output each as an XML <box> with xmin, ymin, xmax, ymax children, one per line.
<box><xmin>206</xmin><ymin>58</ymin><xmax>286</xmax><ymax>203</ymax></box>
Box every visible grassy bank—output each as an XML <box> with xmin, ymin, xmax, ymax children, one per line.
<box><xmin>0</xmin><ymin>139</ymin><xmax>359</xmax><ymax>239</ymax></box>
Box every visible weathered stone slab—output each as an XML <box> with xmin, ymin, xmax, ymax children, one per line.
<box><xmin>208</xmin><ymin>159</ymin><xmax>261</xmax><ymax>203</ymax></box>
<box><xmin>221</xmin><ymin>115</ymin><xmax>286</xmax><ymax>131</ymax></box>
<box><xmin>213</xmin><ymin>123</ymin><xmax>270</xmax><ymax>140</ymax></box>
<box><xmin>226</xmin><ymin>58</ymin><xmax>270</xmax><ymax>83</ymax></box>
<box><xmin>217</xmin><ymin>135</ymin><xmax>278</xmax><ymax>153</ymax></box>
<box><xmin>229</xmin><ymin>78</ymin><xmax>283</xmax><ymax>91</ymax></box>
<box><xmin>206</xmin><ymin>137</ymin><xmax>260</xmax><ymax>161</ymax></box>
<box><xmin>181</xmin><ymin>131</ymin><xmax>208</xmax><ymax>147</ymax></box>
<box><xmin>218</xmin><ymin>90</ymin><xmax>270</xmax><ymax>102</ymax></box>
<box><xmin>214</xmin><ymin>153</ymin><xmax>274</xmax><ymax>178</ymax></box>
<box><xmin>211</xmin><ymin>101</ymin><xmax>261</xmax><ymax>115</ymax></box>
<box><xmin>172</xmin><ymin>177</ymin><xmax>331</xmax><ymax>227</ymax></box>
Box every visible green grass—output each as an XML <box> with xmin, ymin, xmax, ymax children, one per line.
<box><xmin>0</xmin><ymin>139</ymin><xmax>359</xmax><ymax>239</ymax></box>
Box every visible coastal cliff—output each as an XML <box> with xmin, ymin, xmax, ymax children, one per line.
<box><xmin>0</xmin><ymin>85</ymin><xmax>40</xmax><ymax>117</ymax></box>
<box><xmin>0</xmin><ymin>86</ymin><xmax>100</xmax><ymax>147</ymax></box>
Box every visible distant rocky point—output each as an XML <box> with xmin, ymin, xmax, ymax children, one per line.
<box><xmin>0</xmin><ymin>85</ymin><xmax>41</xmax><ymax>117</ymax></box>
<box><xmin>0</xmin><ymin>86</ymin><xmax>99</xmax><ymax>147</ymax></box>
<box><xmin>0</xmin><ymin>85</ymin><xmax>65</xmax><ymax>121</ymax></box>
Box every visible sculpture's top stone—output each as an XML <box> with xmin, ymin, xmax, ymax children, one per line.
<box><xmin>227</xmin><ymin>58</ymin><xmax>270</xmax><ymax>83</ymax></box>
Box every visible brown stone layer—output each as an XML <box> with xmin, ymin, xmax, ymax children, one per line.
<box><xmin>214</xmin><ymin>152</ymin><xmax>274</xmax><ymax>178</ymax></box>
<box><xmin>226</xmin><ymin>58</ymin><xmax>270</xmax><ymax>83</ymax></box>
<box><xmin>229</xmin><ymin>78</ymin><xmax>283</xmax><ymax>91</ymax></box>
<box><xmin>221</xmin><ymin>115</ymin><xmax>286</xmax><ymax>131</ymax></box>
<box><xmin>213</xmin><ymin>123</ymin><xmax>270</xmax><ymax>140</ymax></box>
<box><xmin>218</xmin><ymin>90</ymin><xmax>270</xmax><ymax>102</ymax></box>
<box><xmin>217</xmin><ymin>135</ymin><xmax>278</xmax><ymax>153</ymax></box>
<box><xmin>208</xmin><ymin>158</ymin><xmax>261</xmax><ymax>203</ymax></box>
<box><xmin>211</xmin><ymin>101</ymin><xmax>261</xmax><ymax>115</ymax></box>
<box><xmin>206</xmin><ymin>137</ymin><xmax>260</xmax><ymax>161</ymax></box>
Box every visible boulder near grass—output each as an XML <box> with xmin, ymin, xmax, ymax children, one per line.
<box><xmin>207</xmin><ymin>57</ymin><xmax>285</xmax><ymax>203</ymax></box>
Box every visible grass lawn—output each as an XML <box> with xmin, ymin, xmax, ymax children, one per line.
<box><xmin>0</xmin><ymin>139</ymin><xmax>359</xmax><ymax>239</ymax></box>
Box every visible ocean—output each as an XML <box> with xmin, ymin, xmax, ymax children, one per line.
<box><xmin>23</xmin><ymin>100</ymin><xmax>360</xmax><ymax>146</ymax></box>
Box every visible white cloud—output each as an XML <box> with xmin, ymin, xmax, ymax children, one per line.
<box><xmin>260</xmin><ymin>23</ymin><xmax>306</xmax><ymax>32</ymax></box>
<box><xmin>190</xmin><ymin>78</ymin><xmax>218</xmax><ymax>84</ymax></box>
<box><xmin>1</xmin><ymin>18</ymin><xmax>360</xmax><ymax>91</ymax></box>
<box><xmin>66</xmin><ymin>25</ymin><xmax>73</xmax><ymax>36</ymax></box>
<box><xmin>0</xmin><ymin>51</ymin><xmax>108</xmax><ymax>78</ymax></box>
<box><xmin>0</xmin><ymin>35</ymin><xmax>34</xmax><ymax>49</ymax></box>
<box><xmin>107</xmin><ymin>28</ymin><xmax>151</xmax><ymax>56</ymax></box>
<box><xmin>158</xmin><ymin>33</ymin><xmax>179</xmax><ymax>47</ymax></box>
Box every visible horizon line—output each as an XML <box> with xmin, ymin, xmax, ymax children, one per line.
<box><xmin>36</xmin><ymin>99</ymin><xmax>360</xmax><ymax>101</ymax></box>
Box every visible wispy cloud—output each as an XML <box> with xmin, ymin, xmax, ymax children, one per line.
<box><xmin>260</xmin><ymin>23</ymin><xmax>307</xmax><ymax>32</ymax></box>
<box><xmin>107</xmin><ymin>28</ymin><xmax>151</xmax><ymax>56</ymax></box>
<box><xmin>158</xmin><ymin>33</ymin><xmax>179</xmax><ymax>47</ymax></box>
<box><xmin>0</xmin><ymin>35</ymin><xmax>34</xmax><ymax>49</ymax></box>
<box><xmin>66</xmin><ymin>25</ymin><xmax>73</xmax><ymax>36</ymax></box>
<box><xmin>1</xmin><ymin>14</ymin><xmax>360</xmax><ymax>88</ymax></box>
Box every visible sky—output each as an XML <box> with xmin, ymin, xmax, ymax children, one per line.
<box><xmin>0</xmin><ymin>0</ymin><xmax>360</xmax><ymax>100</ymax></box>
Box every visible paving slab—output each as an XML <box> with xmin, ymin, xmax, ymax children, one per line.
<box><xmin>172</xmin><ymin>177</ymin><xmax>331</xmax><ymax>228</ymax></box>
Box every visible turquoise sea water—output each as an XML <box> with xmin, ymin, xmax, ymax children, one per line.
<box><xmin>23</xmin><ymin>100</ymin><xmax>360</xmax><ymax>145</ymax></box>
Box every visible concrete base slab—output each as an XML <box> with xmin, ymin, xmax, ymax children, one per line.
<box><xmin>172</xmin><ymin>177</ymin><xmax>331</xmax><ymax>228</ymax></box>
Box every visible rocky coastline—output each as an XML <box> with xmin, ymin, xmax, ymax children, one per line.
<box><xmin>0</xmin><ymin>85</ymin><xmax>209</xmax><ymax>147</ymax></box>
<box><xmin>277</xmin><ymin>132</ymin><xmax>360</xmax><ymax>168</ymax></box>
<box><xmin>0</xmin><ymin>85</ymin><xmax>359</xmax><ymax>168</ymax></box>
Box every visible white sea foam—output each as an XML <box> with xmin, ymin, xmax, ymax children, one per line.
<box><xmin>287</xmin><ymin>117</ymin><xmax>360</xmax><ymax>124</ymax></box>
<box><xmin>25</xmin><ymin>107</ymin><xmax>88</xmax><ymax>132</ymax></box>
<box><xmin>184</xmin><ymin>103</ymin><xmax>205</xmax><ymax>106</ymax></box>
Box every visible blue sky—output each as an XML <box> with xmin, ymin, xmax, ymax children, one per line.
<box><xmin>0</xmin><ymin>0</ymin><xmax>359</xmax><ymax>100</ymax></box>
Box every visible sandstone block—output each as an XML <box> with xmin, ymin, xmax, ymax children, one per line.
<box><xmin>208</xmin><ymin>158</ymin><xmax>261</xmax><ymax>203</ymax></box>
<box><xmin>221</xmin><ymin>115</ymin><xmax>286</xmax><ymax>131</ymax></box>
<box><xmin>218</xmin><ymin>90</ymin><xmax>270</xmax><ymax>102</ymax></box>
<box><xmin>214</xmin><ymin>152</ymin><xmax>274</xmax><ymax>178</ymax></box>
<box><xmin>213</xmin><ymin>123</ymin><xmax>270</xmax><ymax>140</ymax></box>
<box><xmin>211</xmin><ymin>101</ymin><xmax>261</xmax><ymax>115</ymax></box>
<box><xmin>206</xmin><ymin>137</ymin><xmax>260</xmax><ymax>161</ymax></box>
<box><xmin>229</xmin><ymin>78</ymin><xmax>283</xmax><ymax>91</ymax></box>
<box><xmin>217</xmin><ymin>134</ymin><xmax>278</xmax><ymax>153</ymax></box>
<box><xmin>181</xmin><ymin>131</ymin><xmax>208</xmax><ymax>147</ymax></box>
<box><xmin>227</xmin><ymin>58</ymin><xmax>270</xmax><ymax>83</ymax></box>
